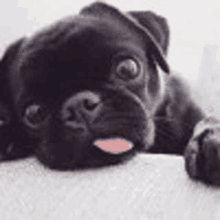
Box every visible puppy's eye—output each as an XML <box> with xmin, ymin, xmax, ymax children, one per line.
<box><xmin>116</xmin><ymin>58</ymin><xmax>139</xmax><ymax>80</ymax></box>
<box><xmin>24</xmin><ymin>104</ymin><xmax>47</xmax><ymax>129</ymax></box>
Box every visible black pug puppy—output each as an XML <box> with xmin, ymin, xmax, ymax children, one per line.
<box><xmin>1</xmin><ymin>2</ymin><xmax>220</xmax><ymax>185</ymax></box>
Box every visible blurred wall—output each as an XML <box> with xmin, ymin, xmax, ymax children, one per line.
<box><xmin>0</xmin><ymin>0</ymin><xmax>220</xmax><ymax>80</ymax></box>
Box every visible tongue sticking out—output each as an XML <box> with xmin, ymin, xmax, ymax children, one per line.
<box><xmin>93</xmin><ymin>138</ymin><xmax>134</xmax><ymax>154</ymax></box>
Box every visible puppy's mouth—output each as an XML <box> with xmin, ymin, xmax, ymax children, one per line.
<box><xmin>35</xmin><ymin>112</ymin><xmax>152</xmax><ymax>170</ymax></box>
<box><xmin>73</xmin><ymin>137</ymin><xmax>139</xmax><ymax>169</ymax></box>
<box><xmin>36</xmin><ymin>136</ymin><xmax>139</xmax><ymax>170</ymax></box>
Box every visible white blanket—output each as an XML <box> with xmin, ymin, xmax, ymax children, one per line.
<box><xmin>0</xmin><ymin>154</ymin><xmax>219</xmax><ymax>220</ymax></box>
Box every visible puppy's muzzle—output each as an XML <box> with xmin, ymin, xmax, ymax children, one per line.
<box><xmin>36</xmin><ymin>89</ymin><xmax>154</xmax><ymax>169</ymax></box>
<box><xmin>61</xmin><ymin>91</ymin><xmax>134</xmax><ymax>155</ymax></box>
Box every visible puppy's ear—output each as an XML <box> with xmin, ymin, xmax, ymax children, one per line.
<box><xmin>80</xmin><ymin>2</ymin><xmax>170</xmax><ymax>74</ymax></box>
<box><xmin>1</xmin><ymin>38</ymin><xmax>25</xmax><ymax>72</ymax></box>
<box><xmin>0</xmin><ymin>38</ymin><xmax>25</xmax><ymax>105</ymax></box>
<box><xmin>128</xmin><ymin>11</ymin><xmax>169</xmax><ymax>56</ymax></box>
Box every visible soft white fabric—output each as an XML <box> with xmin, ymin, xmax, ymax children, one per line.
<box><xmin>0</xmin><ymin>154</ymin><xmax>219</xmax><ymax>220</ymax></box>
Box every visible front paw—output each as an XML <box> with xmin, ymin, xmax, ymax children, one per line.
<box><xmin>185</xmin><ymin>116</ymin><xmax>220</xmax><ymax>185</ymax></box>
<box><xmin>0</xmin><ymin>124</ymin><xmax>35</xmax><ymax>161</ymax></box>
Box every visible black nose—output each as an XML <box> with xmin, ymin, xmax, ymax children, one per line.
<box><xmin>61</xmin><ymin>91</ymin><xmax>101</xmax><ymax>125</ymax></box>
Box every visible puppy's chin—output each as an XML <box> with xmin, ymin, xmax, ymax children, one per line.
<box><xmin>36</xmin><ymin>139</ymin><xmax>139</xmax><ymax>171</ymax></box>
<box><xmin>35</xmin><ymin>119</ymin><xmax>154</xmax><ymax>170</ymax></box>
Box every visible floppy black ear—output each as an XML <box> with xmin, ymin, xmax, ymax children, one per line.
<box><xmin>1</xmin><ymin>38</ymin><xmax>25</xmax><ymax>72</ymax></box>
<box><xmin>128</xmin><ymin>11</ymin><xmax>169</xmax><ymax>56</ymax></box>
<box><xmin>0</xmin><ymin>38</ymin><xmax>25</xmax><ymax>106</ymax></box>
<box><xmin>80</xmin><ymin>2</ymin><xmax>170</xmax><ymax>74</ymax></box>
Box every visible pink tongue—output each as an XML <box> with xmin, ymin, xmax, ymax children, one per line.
<box><xmin>94</xmin><ymin>138</ymin><xmax>134</xmax><ymax>154</ymax></box>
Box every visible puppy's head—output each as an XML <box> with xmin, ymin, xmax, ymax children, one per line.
<box><xmin>1</xmin><ymin>2</ymin><xmax>170</xmax><ymax>169</ymax></box>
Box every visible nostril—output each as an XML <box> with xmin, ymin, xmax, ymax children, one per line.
<box><xmin>83</xmin><ymin>98</ymin><xmax>99</xmax><ymax>111</ymax></box>
<box><xmin>61</xmin><ymin>92</ymin><xmax>101</xmax><ymax>122</ymax></box>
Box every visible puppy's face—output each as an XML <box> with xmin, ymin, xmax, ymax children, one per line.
<box><xmin>2</xmin><ymin>3</ymin><xmax>170</xmax><ymax>169</ymax></box>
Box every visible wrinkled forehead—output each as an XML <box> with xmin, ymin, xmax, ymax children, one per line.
<box><xmin>73</xmin><ymin>15</ymin><xmax>143</xmax><ymax>44</ymax></box>
<box><xmin>21</xmin><ymin>15</ymin><xmax>145</xmax><ymax>61</ymax></box>
<box><xmin>14</xmin><ymin>15</ymin><xmax>146</xmax><ymax>100</ymax></box>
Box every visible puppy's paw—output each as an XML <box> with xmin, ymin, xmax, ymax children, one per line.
<box><xmin>0</xmin><ymin>105</ymin><xmax>34</xmax><ymax>161</ymax></box>
<box><xmin>0</xmin><ymin>105</ymin><xmax>14</xmax><ymax>160</ymax></box>
<box><xmin>0</xmin><ymin>122</ymin><xmax>18</xmax><ymax>161</ymax></box>
<box><xmin>0</xmin><ymin>126</ymin><xmax>34</xmax><ymax>161</ymax></box>
<box><xmin>185</xmin><ymin>116</ymin><xmax>220</xmax><ymax>185</ymax></box>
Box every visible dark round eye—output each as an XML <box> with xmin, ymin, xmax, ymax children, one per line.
<box><xmin>24</xmin><ymin>104</ymin><xmax>47</xmax><ymax>129</ymax></box>
<box><xmin>116</xmin><ymin>58</ymin><xmax>139</xmax><ymax>80</ymax></box>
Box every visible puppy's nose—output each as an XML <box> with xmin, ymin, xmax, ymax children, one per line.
<box><xmin>61</xmin><ymin>91</ymin><xmax>101</xmax><ymax>125</ymax></box>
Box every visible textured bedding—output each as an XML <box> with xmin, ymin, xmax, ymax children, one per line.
<box><xmin>0</xmin><ymin>154</ymin><xmax>220</xmax><ymax>219</ymax></box>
